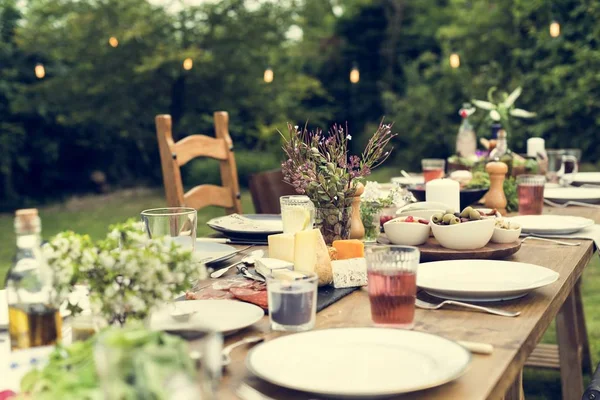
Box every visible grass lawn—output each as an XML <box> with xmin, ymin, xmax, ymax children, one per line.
<box><xmin>1</xmin><ymin>177</ymin><xmax>598</xmax><ymax>399</ymax></box>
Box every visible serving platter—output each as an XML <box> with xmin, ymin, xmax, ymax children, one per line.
<box><xmin>246</xmin><ymin>327</ymin><xmax>471</xmax><ymax>398</ymax></box>
<box><xmin>508</xmin><ymin>215</ymin><xmax>594</xmax><ymax>235</ymax></box>
<box><xmin>544</xmin><ymin>187</ymin><xmax>600</xmax><ymax>204</ymax></box>
<box><xmin>417</xmin><ymin>260</ymin><xmax>559</xmax><ymax>302</ymax></box>
<box><xmin>377</xmin><ymin>235</ymin><xmax>521</xmax><ymax>262</ymax></box>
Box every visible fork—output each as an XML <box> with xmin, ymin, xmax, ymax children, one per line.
<box><xmin>415</xmin><ymin>298</ymin><xmax>520</xmax><ymax>317</ymax></box>
<box><xmin>544</xmin><ymin>199</ymin><xmax>600</xmax><ymax>209</ymax></box>
<box><xmin>521</xmin><ymin>236</ymin><xmax>581</xmax><ymax>246</ymax></box>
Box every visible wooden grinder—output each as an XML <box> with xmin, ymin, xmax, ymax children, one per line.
<box><xmin>349</xmin><ymin>182</ymin><xmax>365</xmax><ymax>240</ymax></box>
<box><xmin>485</xmin><ymin>161</ymin><xmax>508</xmax><ymax>216</ymax></box>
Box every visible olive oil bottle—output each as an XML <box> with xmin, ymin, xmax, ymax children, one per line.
<box><xmin>5</xmin><ymin>209</ymin><xmax>61</xmax><ymax>350</ymax></box>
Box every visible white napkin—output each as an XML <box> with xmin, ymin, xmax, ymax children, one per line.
<box><xmin>524</xmin><ymin>224</ymin><xmax>600</xmax><ymax>251</ymax></box>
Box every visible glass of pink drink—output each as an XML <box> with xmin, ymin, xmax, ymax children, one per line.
<box><xmin>421</xmin><ymin>159</ymin><xmax>446</xmax><ymax>183</ymax></box>
<box><xmin>365</xmin><ymin>245</ymin><xmax>420</xmax><ymax>329</ymax></box>
<box><xmin>517</xmin><ymin>175</ymin><xmax>546</xmax><ymax>215</ymax></box>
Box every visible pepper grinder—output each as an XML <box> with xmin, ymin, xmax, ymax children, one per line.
<box><xmin>349</xmin><ymin>182</ymin><xmax>365</xmax><ymax>240</ymax></box>
<box><xmin>485</xmin><ymin>162</ymin><xmax>508</xmax><ymax>216</ymax></box>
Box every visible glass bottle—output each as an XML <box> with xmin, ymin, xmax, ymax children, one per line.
<box><xmin>489</xmin><ymin>129</ymin><xmax>514</xmax><ymax>177</ymax></box>
<box><xmin>6</xmin><ymin>209</ymin><xmax>61</xmax><ymax>350</ymax></box>
<box><xmin>456</xmin><ymin>106</ymin><xmax>476</xmax><ymax>157</ymax></box>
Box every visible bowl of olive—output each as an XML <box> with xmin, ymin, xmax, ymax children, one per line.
<box><xmin>407</xmin><ymin>185</ymin><xmax>489</xmax><ymax>210</ymax></box>
<box><xmin>430</xmin><ymin>207</ymin><xmax>496</xmax><ymax>250</ymax></box>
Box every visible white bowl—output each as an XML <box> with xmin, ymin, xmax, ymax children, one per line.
<box><xmin>491</xmin><ymin>225</ymin><xmax>522</xmax><ymax>244</ymax></box>
<box><xmin>396</xmin><ymin>209</ymin><xmax>446</xmax><ymax>220</ymax></box>
<box><xmin>430</xmin><ymin>216</ymin><xmax>496</xmax><ymax>250</ymax></box>
<box><xmin>384</xmin><ymin>217</ymin><xmax>430</xmax><ymax>246</ymax></box>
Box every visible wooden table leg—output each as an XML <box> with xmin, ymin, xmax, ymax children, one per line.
<box><xmin>503</xmin><ymin>370</ymin><xmax>524</xmax><ymax>400</ymax></box>
<box><xmin>556</xmin><ymin>289</ymin><xmax>584</xmax><ymax>400</ymax></box>
<box><xmin>574</xmin><ymin>278</ymin><xmax>593</xmax><ymax>375</ymax></box>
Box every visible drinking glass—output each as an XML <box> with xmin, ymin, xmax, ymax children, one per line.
<box><xmin>365</xmin><ymin>245</ymin><xmax>420</xmax><ymax>329</ymax></box>
<box><xmin>563</xmin><ymin>149</ymin><xmax>581</xmax><ymax>175</ymax></box>
<box><xmin>280</xmin><ymin>195</ymin><xmax>315</xmax><ymax>234</ymax></box>
<box><xmin>517</xmin><ymin>175</ymin><xmax>545</xmax><ymax>215</ymax></box>
<box><xmin>140</xmin><ymin>207</ymin><xmax>197</xmax><ymax>251</ymax></box>
<box><xmin>421</xmin><ymin>159</ymin><xmax>446</xmax><ymax>183</ymax></box>
<box><xmin>267</xmin><ymin>272</ymin><xmax>318</xmax><ymax>332</ymax></box>
<box><xmin>546</xmin><ymin>150</ymin><xmax>578</xmax><ymax>184</ymax></box>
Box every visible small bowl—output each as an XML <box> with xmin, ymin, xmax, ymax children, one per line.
<box><xmin>384</xmin><ymin>217</ymin><xmax>430</xmax><ymax>246</ymax></box>
<box><xmin>491</xmin><ymin>225</ymin><xmax>522</xmax><ymax>244</ymax></box>
<box><xmin>430</xmin><ymin>216</ymin><xmax>496</xmax><ymax>250</ymax></box>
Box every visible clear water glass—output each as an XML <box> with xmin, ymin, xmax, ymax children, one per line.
<box><xmin>517</xmin><ymin>175</ymin><xmax>545</xmax><ymax>215</ymax></box>
<box><xmin>267</xmin><ymin>272</ymin><xmax>318</xmax><ymax>332</ymax></box>
<box><xmin>365</xmin><ymin>246</ymin><xmax>420</xmax><ymax>329</ymax></box>
<box><xmin>140</xmin><ymin>207</ymin><xmax>197</xmax><ymax>251</ymax></box>
<box><xmin>280</xmin><ymin>195</ymin><xmax>315</xmax><ymax>234</ymax></box>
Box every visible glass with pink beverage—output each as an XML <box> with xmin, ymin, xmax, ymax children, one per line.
<box><xmin>365</xmin><ymin>245</ymin><xmax>419</xmax><ymax>329</ymax></box>
<box><xmin>517</xmin><ymin>175</ymin><xmax>545</xmax><ymax>215</ymax></box>
<box><xmin>421</xmin><ymin>159</ymin><xmax>445</xmax><ymax>183</ymax></box>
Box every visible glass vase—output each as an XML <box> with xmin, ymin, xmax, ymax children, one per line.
<box><xmin>315</xmin><ymin>206</ymin><xmax>352</xmax><ymax>245</ymax></box>
<box><xmin>361</xmin><ymin>202</ymin><xmax>381</xmax><ymax>243</ymax></box>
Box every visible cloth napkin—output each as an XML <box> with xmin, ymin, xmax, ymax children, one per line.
<box><xmin>523</xmin><ymin>224</ymin><xmax>600</xmax><ymax>252</ymax></box>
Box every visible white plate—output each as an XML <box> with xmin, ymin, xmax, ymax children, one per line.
<box><xmin>246</xmin><ymin>328</ymin><xmax>470</xmax><ymax>398</ymax></box>
<box><xmin>508</xmin><ymin>215</ymin><xmax>594</xmax><ymax>235</ymax></box>
<box><xmin>149</xmin><ymin>300</ymin><xmax>264</xmax><ymax>335</ymax></box>
<box><xmin>565</xmin><ymin>172</ymin><xmax>600</xmax><ymax>185</ymax></box>
<box><xmin>544</xmin><ymin>187</ymin><xmax>600</xmax><ymax>204</ymax></box>
<box><xmin>417</xmin><ymin>260</ymin><xmax>559</xmax><ymax>302</ymax></box>
<box><xmin>195</xmin><ymin>240</ymin><xmax>238</xmax><ymax>265</ymax></box>
<box><xmin>391</xmin><ymin>176</ymin><xmax>424</xmax><ymax>186</ymax></box>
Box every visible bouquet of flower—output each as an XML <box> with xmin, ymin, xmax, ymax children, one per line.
<box><xmin>360</xmin><ymin>182</ymin><xmax>408</xmax><ymax>241</ymax></box>
<box><xmin>472</xmin><ymin>86</ymin><xmax>536</xmax><ymax>136</ymax></box>
<box><xmin>43</xmin><ymin>219</ymin><xmax>203</xmax><ymax>325</ymax></box>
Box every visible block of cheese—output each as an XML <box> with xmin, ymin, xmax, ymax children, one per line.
<box><xmin>268</xmin><ymin>233</ymin><xmax>295</xmax><ymax>262</ymax></box>
<box><xmin>272</xmin><ymin>269</ymin><xmax>306</xmax><ymax>281</ymax></box>
<box><xmin>332</xmin><ymin>239</ymin><xmax>364</xmax><ymax>260</ymax></box>
<box><xmin>294</xmin><ymin>229</ymin><xmax>333</xmax><ymax>286</ymax></box>
<box><xmin>331</xmin><ymin>258</ymin><xmax>367</xmax><ymax>289</ymax></box>
<box><xmin>255</xmin><ymin>258</ymin><xmax>293</xmax><ymax>278</ymax></box>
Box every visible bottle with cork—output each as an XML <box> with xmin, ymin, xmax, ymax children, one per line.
<box><xmin>5</xmin><ymin>209</ymin><xmax>62</xmax><ymax>350</ymax></box>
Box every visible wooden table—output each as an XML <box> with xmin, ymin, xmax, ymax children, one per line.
<box><xmin>211</xmin><ymin>207</ymin><xmax>598</xmax><ymax>400</ymax></box>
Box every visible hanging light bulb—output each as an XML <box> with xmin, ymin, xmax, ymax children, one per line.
<box><xmin>263</xmin><ymin>67</ymin><xmax>273</xmax><ymax>83</ymax></box>
<box><xmin>349</xmin><ymin>65</ymin><xmax>359</xmax><ymax>83</ymax></box>
<box><xmin>183</xmin><ymin>58</ymin><xmax>193</xmax><ymax>70</ymax></box>
<box><xmin>34</xmin><ymin>63</ymin><xmax>45</xmax><ymax>79</ymax></box>
<box><xmin>449</xmin><ymin>52</ymin><xmax>460</xmax><ymax>68</ymax></box>
<box><xmin>550</xmin><ymin>20</ymin><xmax>560</xmax><ymax>38</ymax></box>
<box><xmin>109</xmin><ymin>36</ymin><xmax>119</xmax><ymax>48</ymax></box>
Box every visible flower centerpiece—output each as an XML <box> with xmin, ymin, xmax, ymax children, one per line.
<box><xmin>43</xmin><ymin>219</ymin><xmax>204</xmax><ymax>326</ymax></box>
<box><xmin>360</xmin><ymin>182</ymin><xmax>408</xmax><ymax>242</ymax></box>
<box><xmin>281</xmin><ymin>121</ymin><xmax>396</xmax><ymax>244</ymax></box>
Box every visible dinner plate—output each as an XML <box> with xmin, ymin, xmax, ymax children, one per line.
<box><xmin>246</xmin><ymin>328</ymin><xmax>470</xmax><ymax>398</ymax></box>
<box><xmin>207</xmin><ymin>214</ymin><xmax>283</xmax><ymax>240</ymax></box>
<box><xmin>417</xmin><ymin>260</ymin><xmax>559</xmax><ymax>302</ymax></box>
<box><xmin>544</xmin><ymin>187</ymin><xmax>600</xmax><ymax>204</ymax></box>
<box><xmin>508</xmin><ymin>215</ymin><xmax>594</xmax><ymax>235</ymax></box>
<box><xmin>391</xmin><ymin>176</ymin><xmax>425</xmax><ymax>186</ymax></box>
<box><xmin>195</xmin><ymin>240</ymin><xmax>238</xmax><ymax>265</ymax></box>
<box><xmin>149</xmin><ymin>300</ymin><xmax>264</xmax><ymax>335</ymax></box>
<box><xmin>564</xmin><ymin>172</ymin><xmax>600</xmax><ymax>185</ymax></box>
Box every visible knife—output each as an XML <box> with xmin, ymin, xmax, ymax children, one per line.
<box><xmin>198</xmin><ymin>238</ymin><xmax>268</xmax><ymax>245</ymax></box>
<box><xmin>237</xmin><ymin>265</ymin><xmax>265</xmax><ymax>282</ymax></box>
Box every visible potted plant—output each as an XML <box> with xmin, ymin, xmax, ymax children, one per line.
<box><xmin>281</xmin><ymin>121</ymin><xmax>396</xmax><ymax>244</ymax></box>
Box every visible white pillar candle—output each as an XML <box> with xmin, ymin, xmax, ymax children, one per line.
<box><xmin>425</xmin><ymin>178</ymin><xmax>460</xmax><ymax>212</ymax></box>
<box><xmin>527</xmin><ymin>138</ymin><xmax>546</xmax><ymax>158</ymax></box>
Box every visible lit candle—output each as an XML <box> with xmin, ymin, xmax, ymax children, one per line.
<box><xmin>425</xmin><ymin>178</ymin><xmax>460</xmax><ymax>212</ymax></box>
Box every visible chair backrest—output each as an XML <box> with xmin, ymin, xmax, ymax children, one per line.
<box><xmin>249</xmin><ymin>169</ymin><xmax>297</xmax><ymax>214</ymax></box>
<box><xmin>155</xmin><ymin>112</ymin><xmax>242</xmax><ymax>215</ymax></box>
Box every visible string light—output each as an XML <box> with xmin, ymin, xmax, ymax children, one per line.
<box><xmin>550</xmin><ymin>20</ymin><xmax>560</xmax><ymax>38</ymax></box>
<box><xmin>349</xmin><ymin>65</ymin><xmax>359</xmax><ymax>83</ymax></box>
<box><xmin>109</xmin><ymin>36</ymin><xmax>119</xmax><ymax>48</ymax></box>
<box><xmin>263</xmin><ymin>67</ymin><xmax>273</xmax><ymax>83</ymax></box>
<box><xmin>34</xmin><ymin>63</ymin><xmax>45</xmax><ymax>79</ymax></box>
<box><xmin>449</xmin><ymin>52</ymin><xmax>460</xmax><ymax>68</ymax></box>
<box><xmin>183</xmin><ymin>58</ymin><xmax>193</xmax><ymax>70</ymax></box>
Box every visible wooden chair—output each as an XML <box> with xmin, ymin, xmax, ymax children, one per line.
<box><xmin>155</xmin><ymin>112</ymin><xmax>242</xmax><ymax>214</ymax></box>
<box><xmin>249</xmin><ymin>169</ymin><xmax>297</xmax><ymax>214</ymax></box>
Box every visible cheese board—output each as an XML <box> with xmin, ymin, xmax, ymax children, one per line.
<box><xmin>376</xmin><ymin>234</ymin><xmax>521</xmax><ymax>262</ymax></box>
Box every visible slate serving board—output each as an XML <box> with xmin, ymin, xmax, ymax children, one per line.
<box><xmin>316</xmin><ymin>286</ymin><xmax>359</xmax><ymax>312</ymax></box>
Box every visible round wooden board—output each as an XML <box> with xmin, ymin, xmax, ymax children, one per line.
<box><xmin>376</xmin><ymin>235</ymin><xmax>521</xmax><ymax>262</ymax></box>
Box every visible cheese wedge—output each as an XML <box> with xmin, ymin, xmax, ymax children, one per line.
<box><xmin>255</xmin><ymin>258</ymin><xmax>293</xmax><ymax>278</ymax></box>
<box><xmin>294</xmin><ymin>229</ymin><xmax>333</xmax><ymax>286</ymax></box>
<box><xmin>268</xmin><ymin>233</ymin><xmax>295</xmax><ymax>262</ymax></box>
<box><xmin>332</xmin><ymin>239</ymin><xmax>364</xmax><ymax>260</ymax></box>
<box><xmin>331</xmin><ymin>258</ymin><xmax>367</xmax><ymax>288</ymax></box>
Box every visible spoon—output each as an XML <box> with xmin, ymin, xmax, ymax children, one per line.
<box><xmin>400</xmin><ymin>170</ymin><xmax>412</xmax><ymax>179</ymax></box>
<box><xmin>189</xmin><ymin>336</ymin><xmax>264</xmax><ymax>366</ymax></box>
<box><xmin>210</xmin><ymin>250</ymin><xmax>265</xmax><ymax>278</ymax></box>
<box><xmin>170</xmin><ymin>303</ymin><xmax>196</xmax><ymax>321</ymax></box>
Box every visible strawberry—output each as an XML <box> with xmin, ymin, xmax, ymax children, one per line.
<box><xmin>404</xmin><ymin>216</ymin><xmax>414</xmax><ymax>223</ymax></box>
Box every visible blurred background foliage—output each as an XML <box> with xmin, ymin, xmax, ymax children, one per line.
<box><xmin>0</xmin><ymin>0</ymin><xmax>599</xmax><ymax>209</ymax></box>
